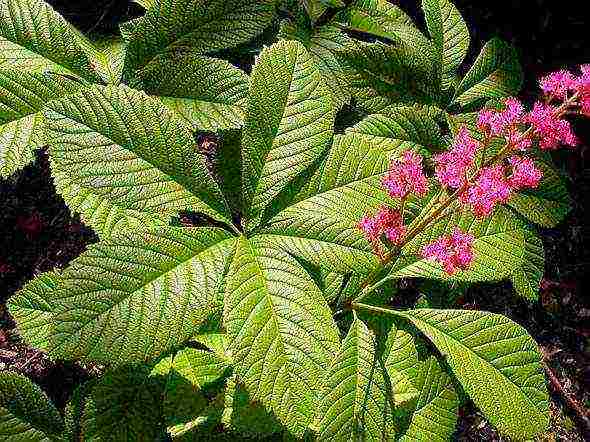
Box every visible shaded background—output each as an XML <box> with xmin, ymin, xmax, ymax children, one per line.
<box><xmin>1</xmin><ymin>1</ymin><xmax>589</xmax><ymax>440</ymax></box>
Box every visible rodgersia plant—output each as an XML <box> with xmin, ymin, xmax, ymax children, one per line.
<box><xmin>0</xmin><ymin>0</ymin><xmax>587</xmax><ymax>440</ymax></box>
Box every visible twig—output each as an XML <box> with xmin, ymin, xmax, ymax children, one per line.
<box><xmin>543</xmin><ymin>361</ymin><xmax>590</xmax><ymax>438</ymax></box>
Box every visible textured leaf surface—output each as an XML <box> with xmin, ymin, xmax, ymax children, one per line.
<box><xmin>508</xmin><ymin>157</ymin><xmax>571</xmax><ymax>227</ymax></box>
<box><xmin>314</xmin><ymin>316</ymin><xmax>394</xmax><ymax>441</ymax></box>
<box><xmin>454</xmin><ymin>38</ymin><xmax>523</xmax><ymax>108</ymax></box>
<box><xmin>45</xmin><ymin>227</ymin><xmax>236</xmax><ymax>365</ymax></box>
<box><xmin>396</xmin><ymin>309</ymin><xmax>550</xmax><ymax>439</ymax></box>
<box><xmin>242</xmin><ymin>40</ymin><xmax>334</xmax><ymax>227</ymax></box>
<box><xmin>45</xmin><ymin>85</ymin><xmax>232</xmax><ymax>237</ymax></box>
<box><xmin>223</xmin><ymin>236</ymin><xmax>340</xmax><ymax>435</ymax></box>
<box><xmin>0</xmin><ymin>372</ymin><xmax>64</xmax><ymax>442</ymax></box>
<box><xmin>7</xmin><ymin>272</ymin><xmax>59</xmax><ymax>352</ymax></box>
<box><xmin>261</xmin><ymin>132</ymin><xmax>425</xmax><ymax>273</ymax></box>
<box><xmin>382</xmin><ymin>321</ymin><xmax>458</xmax><ymax>441</ymax></box>
<box><xmin>121</xmin><ymin>0</ymin><xmax>276</xmax><ymax>80</ymax></box>
<box><xmin>79</xmin><ymin>367</ymin><xmax>165</xmax><ymax>441</ymax></box>
<box><xmin>392</xmin><ymin>205</ymin><xmax>529</xmax><ymax>284</ymax></box>
<box><xmin>422</xmin><ymin>0</ymin><xmax>470</xmax><ymax>90</ymax></box>
<box><xmin>0</xmin><ymin>0</ymin><xmax>101</xmax><ymax>82</ymax></box>
<box><xmin>510</xmin><ymin>228</ymin><xmax>544</xmax><ymax>301</ymax></box>
<box><xmin>92</xmin><ymin>36</ymin><xmax>126</xmax><ymax>85</ymax></box>
<box><xmin>0</xmin><ymin>70</ymin><xmax>82</xmax><ymax>178</ymax></box>
<box><xmin>138</xmin><ymin>52</ymin><xmax>249</xmax><ymax>131</ymax></box>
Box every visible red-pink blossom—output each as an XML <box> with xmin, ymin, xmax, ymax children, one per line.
<box><xmin>460</xmin><ymin>165</ymin><xmax>512</xmax><ymax>218</ymax></box>
<box><xmin>527</xmin><ymin>102</ymin><xmax>578</xmax><ymax>149</ymax></box>
<box><xmin>477</xmin><ymin>98</ymin><xmax>525</xmax><ymax>138</ymax></box>
<box><xmin>358</xmin><ymin>206</ymin><xmax>406</xmax><ymax>246</ymax></box>
<box><xmin>382</xmin><ymin>150</ymin><xmax>429</xmax><ymax>199</ymax></box>
<box><xmin>421</xmin><ymin>228</ymin><xmax>475</xmax><ymax>275</ymax></box>
<box><xmin>434</xmin><ymin>127</ymin><xmax>479</xmax><ymax>189</ymax></box>
<box><xmin>576</xmin><ymin>64</ymin><xmax>590</xmax><ymax>117</ymax></box>
<box><xmin>508</xmin><ymin>156</ymin><xmax>543</xmax><ymax>190</ymax></box>
<box><xmin>540</xmin><ymin>70</ymin><xmax>576</xmax><ymax>100</ymax></box>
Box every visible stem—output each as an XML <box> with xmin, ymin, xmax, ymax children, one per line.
<box><xmin>352</xmin><ymin>302</ymin><xmax>399</xmax><ymax>317</ymax></box>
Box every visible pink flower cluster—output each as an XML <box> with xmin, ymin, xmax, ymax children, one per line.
<box><xmin>540</xmin><ymin>65</ymin><xmax>590</xmax><ymax>112</ymax></box>
<box><xmin>526</xmin><ymin>102</ymin><xmax>578</xmax><ymax>149</ymax></box>
<box><xmin>434</xmin><ymin>127</ymin><xmax>479</xmax><ymax>188</ymax></box>
<box><xmin>508</xmin><ymin>156</ymin><xmax>543</xmax><ymax>189</ymax></box>
<box><xmin>358</xmin><ymin>205</ymin><xmax>406</xmax><ymax>248</ymax></box>
<box><xmin>421</xmin><ymin>228</ymin><xmax>475</xmax><ymax>275</ymax></box>
<box><xmin>382</xmin><ymin>151</ymin><xmax>429</xmax><ymax>199</ymax></box>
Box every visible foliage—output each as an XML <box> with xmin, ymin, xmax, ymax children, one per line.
<box><xmin>2</xmin><ymin>0</ymin><xmax>583</xmax><ymax>440</ymax></box>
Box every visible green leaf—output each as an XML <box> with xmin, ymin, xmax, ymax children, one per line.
<box><xmin>44</xmin><ymin>227</ymin><xmax>236</xmax><ymax>365</ymax></box>
<box><xmin>44</xmin><ymin>85</ymin><xmax>233</xmax><ymax>236</ymax></box>
<box><xmin>508</xmin><ymin>157</ymin><xmax>572</xmax><ymax>227</ymax></box>
<box><xmin>7</xmin><ymin>272</ymin><xmax>59</xmax><ymax>352</ymax></box>
<box><xmin>78</xmin><ymin>367</ymin><xmax>166</xmax><ymax>441</ymax></box>
<box><xmin>347</xmin><ymin>104</ymin><xmax>445</xmax><ymax>150</ymax></box>
<box><xmin>313</xmin><ymin>315</ymin><xmax>395</xmax><ymax>440</ymax></box>
<box><xmin>242</xmin><ymin>40</ymin><xmax>334</xmax><ymax>227</ymax></box>
<box><xmin>91</xmin><ymin>36</ymin><xmax>126</xmax><ymax>85</ymax></box>
<box><xmin>280</xmin><ymin>20</ymin><xmax>356</xmax><ymax>109</ymax></box>
<box><xmin>0</xmin><ymin>70</ymin><xmax>82</xmax><ymax>178</ymax></box>
<box><xmin>0</xmin><ymin>0</ymin><xmax>102</xmax><ymax>82</ymax></box>
<box><xmin>422</xmin><ymin>0</ymin><xmax>470</xmax><ymax>91</ymax></box>
<box><xmin>260</xmin><ymin>132</ymin><xmax>426</xmax><ymax>274</ymax></box>
<box><xmin>382</xmin><ymin>321</ymin><xmax>459</xmax><ymax>441</ymax></box>
<box><xmin>338</xmin><ymin>0</ymin><xmax>417</xmax><ymax>35</ymax></box>
<box><xmin>221</xmin><ymin>375</ymin><xmax>283</xmax><ymax>438</ymax></box>
<box><xmin>454</xmin><ymin>38</ymin><xmax>523</xmax><ymax>108</ymax></box>
<box><xmin>152</xmin><ymin>346</ymin><xmax>231</xmax><ymax>437</ymax></box>
<box><xmin>301</xmin><ymin>0</ymin><xmax>328</xmax><ymax>22</ymax></box>
<box><xmin>395</xmin><ymin>309</ymin><xmax>550</xmax><ymax>439</ymax></box>
<box><xmin>138</xmin><ymin>52</ymin><xmax>249</xmax><ymax>132</ymax></box>
<box><xmin>223</xmin><ymin>236</ymin><xmax>340</xmax><ymax>435</ymax></box>
<box><xmin>121</xmin><ymin>0</ymin><xmax>276</xmax><ymax>81</ymax></box>
<box><xmin>392</xmin><ymin>205</ymin><xmax>530</xmax><ymax>284</ymax></box>
<box><xmin>0</xmin><ymin>372</ymin><xmax>64</xmax><ymax>442</ymax></box>
<box><xmin>510</xmin><ymin>227</ymin><xmax>544</xmax><ymax>301</ymax></box>
<box><xmin>133</xmin><ymin>0</ymin><xmax>155</xmax><ymax>9</ymax></box>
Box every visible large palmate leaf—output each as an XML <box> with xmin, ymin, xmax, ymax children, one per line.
<box><xmin>121</xmin><ymin>0</ymin><xmax>276</xmax><ymax>81</ymax></box>
<box><xmin>44</xmin><ymin>85</ymin><xmax>232</xmax><ymax>237</ymax></box>
<box><xmin>223</xmin><ymin>236</ymin><xmax>340</xmax><ymax>435</ymax></box>
<box><xmin>260</xmin><ymin>132</ymin><xmax>427</xmax><ymax>273</ymax></box>
<box><xmin>0</xmin><ymin>70</ymin><xmax>82</xmax><ymax>178</ymax></box>
<box><xmin>242</xmin><ymin>40</ymin><xmax>334</xmax><ymax>227</ymax></box>
<box><xmin>0</xmin><ymin>372</ymin><xmax>64</xmax><ymax>442</ymax></box>
<box><xmin>382</xmin><ymin>321</ymin><xmax>459</xmax><ymax>441</ymax></box>
<box><xmin>395</xmin><ymin>309</ymin><xmax>550</xmax><ymax>440</ymax></box>
<box><xmin>39</xmin><ymin>227</ymin><xmax>236</xmax><ymax>365</ymax></box>
<box><xmin>0</xmin><ymin>0</ymin><xmax>102</xmax><ymax>82</ymax></box>
<box><xmin>421</xmin><ymin>0</ymin><xmax>470</xmax><ymax>90</ymax></box>
<box><xmin>453</xmin><ymin>38</ymin><xmax>523</xmax><ymax>108</ymax></box>
<box><xmin>7</xmin><ymin>272</ymin><xmax>59</xmax><ymax>352</ymax></box>
<box><xmin>314</xmin><ymin>315</ymin><xmax>394</xmax><ymax>441</ymax></box>
<box><xmin>76</xmin><ymin>367</ymin><xmax>166</xmax><ymax>441</ymax></box>
<box><xmin>138</xmin><ymin>52</ymin><xmax>249</xmax><ymax>132</ymax></box>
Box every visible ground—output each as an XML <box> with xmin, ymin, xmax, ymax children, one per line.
<box><xmin>1</xmin><ymin>0</ymin><xmax>589</xmax><ymax>440</ymax></box>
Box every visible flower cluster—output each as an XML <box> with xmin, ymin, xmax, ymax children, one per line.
<box><xmin>358</xmin><ymin>205</ymin><xmax>406</xmax><ymax>255</ymax></box>
<box><xmin>434</xmin><ymin>127</ymin><xmax>479</xmax><ymax>188</ymax></box>
<box><xmin>421</xmin><ymin>228</ymin><xmax>475</xmax><ymax>275</ymax></box>
<box><xmin>358</xmin><ymin>65</ymin><xmax>588</xmax><ymax>275</ymax></box>
<box><xmin>382</xmin><ymin>150</ymin><xmax>429</xmax><ymax>199</ymax></box>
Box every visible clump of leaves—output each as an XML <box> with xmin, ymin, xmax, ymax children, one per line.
<box><xmin>1</xmin><ymin>0</ymin><xmax>586</xmax><ymax>440</ymax></box>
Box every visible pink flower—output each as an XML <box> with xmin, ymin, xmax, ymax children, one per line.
<box><xmin>477</xmin><ymin>98</ymin><xmax>525</xmax><ymax>138</ymax></box>
<box><xmin>460</xmin><ymin>165</ymin><xmax>512</xmax><ymax>218</ymax></box>
<box><xmin>505</xmin><ymin>128</ymin><xmax>533</xmax><ymax>150</ymax></box>
<box><xmin>358</xmin><ymin>206</ymin><xmax>406</xmax><ymax>246</ymax></box>
<box><xmin>421</xmin><ymin>228</ymin><xmax>475</xmax><ymax>275</ymax></box>
<box><xmin>575</xmin><ymin>65</ymin><xmax>590</xmax><ymax>117</ymax></box>
<box><xmin>508</xmin><ymin>156</ymin><xmax>543</xmax><ymax>190</ymax></box>
<box><xmin>540</xmin><ymin>70</ymin><xmax>576</xmax><ymax>100</ymax></box>
<box><xmin>434</xmin><ymin>127</ymin><xmax>479</xmax><ymax>189</ymax></box>
<box><xmin>382</xmin><ymin>150</ymin><xmax>429</xmax><ymax>199</ymax></box>
<box><xmin>526</xmin><ymin>102</ymin><xmax>578</xmax><ymax>149</ymax></box>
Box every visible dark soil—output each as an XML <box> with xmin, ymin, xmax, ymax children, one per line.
<box><xmin>1</xmin><ymin>0</ymin><xmax>589</xmax><ymax>440</ymax></box>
